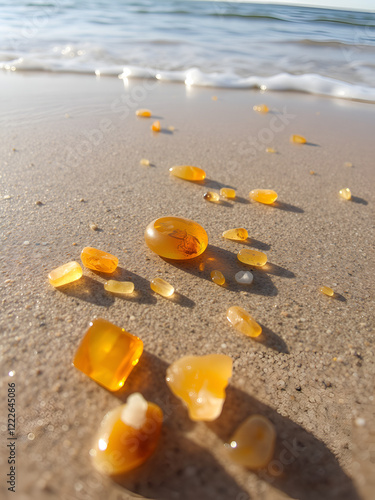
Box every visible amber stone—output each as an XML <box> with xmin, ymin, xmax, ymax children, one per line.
<box><xmin>81</xmin><ymin>247</ymin><xmax>119</xmax><ymax>273</ymax></box>
<box><xmin>226</xmin><ymin>415</ymin><xmax>276</xmax><ymax>469</ymax></box>
<box><xmin>136</xmin><ymin>109</ymin><xmax>151</xmax><ymax>117</ymax></box>
<box><xmin>249</xmin><ymin>189</ymin><xmax>278</xmax><ymax>205</ymax></box>
<box><xmin>320</xmin><ymin>286</ymin><xmax>334</xmax><ymax>297</ymax></box>
<box><xmin>150</xmin><ymin>277</ymin><xmax>174</xmax><ymax>297</ymax></box>
<box><xmin>90</xmin><ymin>393</ymin><xmax>162</xmax><ymax>475</ymax></box>
<box><xmin>73</xmin><ymin>318</ymin><xmax>143</xmax><ymax>391</ymax></box>
<box><xmin>104</xmin><ymin>280</ymin><xmax>134</xmax><ymax>295</ymax></box>
<box><xmin>339</xmin><ymin>188</ymin><xmax>352</xmax><ymax>200</ymax></box>
<box><xmin>151</xmin><ymin>120</ymin><xmax>161</xmax><ymax>132</ymax></box>
<box><xmin>48</xmin><ymin>261</ymin><xmax>82</xmax><ymax>287</ymax></box>
<box><xmin>253</xmin><ymin>104</ymin><xmax>269</xmax><ymax>113</ymax></box>
<box><xmin>203</xmin><ymin>191</ymin><xmax>220</xmax><ymax>202</ymax></box>
<box><xmin>290</xmin><ymin>134</ymin><xmax>306</xmax><ymax>144</ymax></box>
<box><xmin>220</xmin><ymin>188</ymin><xmax>236</xmax><ymax>198</ymax></box>
<box><xmin>169</xmin><ymin>165</ymin><xmax>206</xmax><ymax>182</ymax></box>
<box><xmin>211</xmin><ymin>270</ymin><xmax>225</xmax><ymax>286</ymax></box>
<box><xmin>227</xmin><ymin>306</ymin><xmax>262</xmax><ymax>338</ymax></box>
<box><xmin>237</xmin><ymin>248</ymin><xmax>267</xmax><ymax>267</ymax></box>
<box><xmin>222</xmin><ymin>228</ymin><xmax>248</xmax><ymax>241</ymax></box>
<box><xmin>145</xmin><ymin>216</ymin><xmax>208</xmax><ymax>260</ymax></box>
<box><xmin>166</xmin><ymin>354</ymin><xmax>232</xmax><ymax>421</ymax></box>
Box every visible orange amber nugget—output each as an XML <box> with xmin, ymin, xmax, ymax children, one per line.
<box><xmin>145</xmin><ymin>216</ymin><xmax>208</xmax><ymax>260</ymax></box>
<box><xmin>169</xmin><ymin>165</ymin><xmax>206</xmax><ymax>181</ymax></box>
<box><xmin>220</xmin><ymin>187</ymin><xmax>236</xmax><ymax>198</ymax></box>
<box><xmin>226</xmin><ymin>415</ymin><xmax>276</xmax><ymax>469</ymax></box>
<box><xmin>204</xmin><ymin>191</ymin><xmax>220</xmax><ymax>202</ymax></box>
<box><xmin>253</xmin><ymin>104</ymin><xmax>269</xmax><ymax>113</ymax></box>
<box><xmin>227</xmin><ymin>306</ymin><xmax>262</xmax><ymax>338</ymax></box>
<box><xmin>211</xmin><ymin>270</ymin><xmax>225</xmax><ymax>286</ymax></box>
<box><xmin>320</xmin><ymin>286</ymin><xmax>334</xmax><ymax>297</ymax></box>
<box><xmin>290</xmin><ymin>134</ymin><xmax>306</xmax><ymax>144</ymax></box>
<box><xmin>151</xmin><ymin>120</ymin><xmax>161</xmax><ymax>132</ymax></box>
<box><xmin>81</xmin><ymin>247</ymin><xmax>118</xmax><ymax>273</ymax></box>
<box><xmin>166</xmin><ymin>354</ymin><xmax>232</xmax><ymax>421</ymax></box>
<box><xmin>73</xmin><ymin>318</ymin><xmax>143</xmax><ymax>391</ymax></box>
<box><xmin>136</xmin><ymin>109</ymin><xmax>151</xmax><ymax>117</ymax></box>
<box><xmin>222</xmin><ymin>228</ymin><xmax>248</xmax><ymax>241</ymax></box>
<box><xmin>339</xmin><ymin>188</ymin><xmax>352</xmax><ymax>200</ymax></box>
<box><xmin>238</xmin><ymin>248</ymin><xmax>267</xmax><ymax>267</ymax></box>
<box><xmin>249</xmin><ymin>189</ymin><xmax>278</xmax><ymax>205</ymax></box>
<box><xmin>48</xmin><ymin>261</ymin><xmax>82</xmax><ymax>287</ymax></box>
<box><xmin>90</xmin><ymin>393</ymin><xmax>162</xmax><ymax>475</ymax></box>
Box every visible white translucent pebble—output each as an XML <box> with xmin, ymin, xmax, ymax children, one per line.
<box><xmin>235</xmin><ymin>270</ymin><xmax>254</xmax><ymax>285</ymax></box>
<box><xmin>121</xmin><ymin>393</ymin><xmax>148</xmax><ymax>430</ymax></box>
<box><xmin>194</xmin><ymin>384</ymin><xmax>224</xmax><ymax>421</ymax></box>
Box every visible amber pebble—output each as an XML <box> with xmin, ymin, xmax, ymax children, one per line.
<box><xmin>104</xmin><ymin>280</ymin><xmax>134</xmax><ymax>295</ymax></box>
<box><xmin>204</xmin><ymin>191</ymin><xmax>220</xmax><ymax>202</ymax></box>
<box><xmin>166</xmin><ymin>354</ymin><xmax>232</xmax><ymax>421</ymax></box>
<box><xmin>249</xmin><ymin>189</ymin><xmax>278</xmax><ymax>205</ymax></box>
<box><xmin>81</xmin><ymin>247</ymin><xmax>119</xmax><ymax>273</ymax></box>
<box><xmin>169</xmin><ymin>165</ymin><xmax>206</xmax><ymax>182</ymax></box>
<box><xmin>150</xmin><ymin>277</ymin><xmax>174</xmax><ymax>297</ymax></box>
<box><xmin>145</xmin><ymin>216</ymin><xmax>208</xmax><ymax>260</ymax></box>
<box><xmin>226</xmin><ymin>415</ymin><xmax>276</xmax><ymax>469</ymax></box>
<box><xmin>320</xmin><ymin>286</ymin><xmax>334</xmax><ymax>297</ymax></box>
<box><xmin>222</xmin><ymin>228</ymin><xmax>248</xmax><ymax>241</ymax></box>
<box><xmin>339</xmin><ymin>188</ymin><xmax>351</xmax><ymax>200</ymax></box>
<box><xmin>140</xmin><ymin>158</ymin><xmax>150</xmax><ymax>166</ymax></box>
<box><xmin>253</xmin><ymin>104</ymin><xmax>269</xmax><ymax>113</ymax></box>
<box><xmin>151</xmin><ymin>120</ymin><xmax>161</xmax><ymax>132</ymax></box>
<box><xmin>266</xmin><ymin>147</ymin><xmax>276</xmax><ymax>153</ymax></box>
<box><xmin>136</xmin><ymin>109</ymin><xmax>151</xmax><ymax>117</ymax></box>
<box><xmin>211</xmin><ymin>270</ymin><xmax>225</xmax><ymax>286</ymax></box>
<box><xmin>237</xmin><ymin>248</ymin><xmax>267</xmax><ymax>267</ymax></box>
<box><xmin>344</xmin><ymin>161</ymin><xmax>353</xmax><ymax>167</ymax></box>
<box><xmin>220</xmin><ymin>187</ymin><xmax>236</xmax><ymax>199</ymax></box>
<box><xmin>290</xmin><ymin>134</ymin><xmax>306</xmax><ymax>144</ymax></box>
<box><xmin>227</xmin><ymin>306</ymin><xmax>262</xmax><ymax>338</ymax></box>
<box><xmin>73</xmin><ymin>318</ymin><xmax>143</xmax><ymax>391</ymax></box>
<box><xmin>48</xmin><ymin>261</ymin><xmax>82</xmax><ymax>287</ymax></box>
<box><xmin>90</xmin><ymin>393</ymin><xmax>162</xmax><ymax>475</ymax></box>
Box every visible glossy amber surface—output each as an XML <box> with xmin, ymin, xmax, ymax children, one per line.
<box><xmin>211</xmin><ymin>270</ymin><xmax>225</xmax><ymax>286</ymax></box>
<box><xmin>104</xmin><ymin>280</ymin><xmax>134</xmax><ymax>295</ymax></box>
<box><xmin>136</xmin><ymin>109</ymin><xmax>151</xmax><ymax>117</ymax></box>
<box><xmin>150</xmin><ymin>277</ymin><xmax>174</xmax><ymax>297</ymax></box>
<box><xmin>226</xmin><ymin>415</ymin><xmax>276</xmax><ymax>469</ymax></box>
<box><xmin>145</xmin><ymin>216</ymin><xmax>208</xmax><ymax>260</ymax></box>
<box><xmin>253</xmin><ymin>104</ymin><xmax>269</xmax><ymax>113</ymax></box>
<box><xmin>266</xmin><ymin>147</ymin><xmax>276</xmax><ymax>153</ymax></box>
<box><xmin>249</xmin><ymin>189</ymin><xmax>278</xmax><ymax>205</ymax></box>
<box><xmin>227</xmin><ymin>306</ymin><xmax>262</xmax><ymax>338</ymax></box>
<box><xmin>81</xmin><ymin>247</ymin><xmax>119</xmax><ymax>273</ymax></box>
<box><xmin>220</xmin><ymin>188</ymin><xmax>236</xmax><ymax>198</ymax></box>
<box><xmin>166</xmin><ymin>354</ymin><xmax>232</xmax><ymax>421</ymax></box>
<box><xmin>320</xmin><ymin>286</ymin><xmax>334</xmax><ymax>297</ymax></box>
<box><xmin>204</xmin><ymin>191</ymin><xmax>220</xmax><ymax>202</ymax></box>
<box><xmin>169</xmin><ymin>165</ymin><xmax>206</xmax><ymax>181</ymax></box>
<box><xmin>91</xmin><ymin>393</ymin><xmax>162</xmax><ymax>475</ymax></box>
<box><xmin>48</xmin><ymin>261</ymin><xmax>82</xmax><ymax>287</ymax></box>
<box><xmin>339</xmin><ymin>188</ymin><xmax>352</xmax><ymax>200</ymax></box>
<box><xmin>290</xmin><ymin>134</ymin><xmax>306</xmax><ymax>144</ymax></box>
<box><xmin>222</xmin><ymin>228</ymin><xmax>248</xmax><ymax>241</ymax></box>
<box><xmin>151</xmin><ymin>120</ymin><xmax>161</xmax><ymax>132</ymax></box>
<box><xmin>237</xmin><ymin>249</ymin><xmax>267</xmax><ymax>267</ymax></box>
<box><xmin>140</xmin><ymin>158</ymin><xmax>150</xmax><ymax>166</ymax></box>
<box><xmin>73</xmin><ymin>318</ymin><xmax>143</xmax><ymax>391</ymax></box>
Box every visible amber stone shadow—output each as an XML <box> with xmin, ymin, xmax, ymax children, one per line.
<box><xmin>351</xmin><ymin>196</ymin><xmax>368</xmax><ymax>205</ymax></box>
<box><xmin>228</xmin><ymin>237</ymin><xmax>270</xmax><ymax>251</ymax></box>
<box><xmin>254</xmin><ymin>262</ymin><xmax>295</xmax><ymax>279</ymax></box>
<box><xmin>333</xmin><ymin>292</ymin><xmax>347</xmax><ymax>303</ymax></box>
<box><xmin>56</xmin><ymin>275</ymin><xmax>115</xmax><ymax>307</ymax></box>
<box><xmin>269</xmin><ymin>201</ymin><xmax>304</xmax><ymax>213</ymax></box>
<box><xmin>255</xmin><ymin>324</ymin><xmax>289</xmax><ymax>354</ymax></box>
<box><xmin>206</xmin><ymin>387</ymin><xmax>360</xmax><ymax>500</ymax></box>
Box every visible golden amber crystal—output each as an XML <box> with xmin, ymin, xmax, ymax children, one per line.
<box><xmin>222</xmin><ymin>228</ymin><xmax>248</xmax><ymax>241</ymax></box>
<box><xmin>91</xmin><ymin>393</ymin><xmax>162</xmax><ymax>475</ymax></box>
<box><xmin>169</xmin><ymin>165</ymin><xmax>206</xmax><ymax>182</ymax></box>
<box><xmin>249</xmin><ymin>189</ymin><xmax>278</xmax><ymax>205</ymax></box>
<box><xmin>226</xmin><ymin>415</ymin><xmax>276</xmax><ymax>469</ymax></box>
<box><xmin>81</xmin><ymin>247</ymin><xmax>119</xmax><ymax>273</ymax></box>
<box><xmin>211</xmin><ymin>270</ymin><xmax>225</xmax><ymax>286</ymax></box>
<box><xmin>136</xmin><ymin>109</ymin><xmax>151</xmax><ymax>117</ymax></box>
<box><xmin>140</xmin><ymin>158</ymin><xmax>150</xmax><ymax>166</ymax></box>
<box><xmin>237</xmin><ymin>248</ymin><xmax>267</xmax><ymax>267</ymax></box>
<box><xmin>290</xmin><ymin>134</ymin><xmax>306</xmax><ymax>144</ymax></box>
<box><xmin>73</xmin><ymin>318</ymin><xmax>143</xmax><ymax>391</ymax></box>
<box><xmin>320</xmin><ymin>286</ymin><xmax>334</xmax><ymax>297</ymax></box>
<box><xmin>339</xmin><ymin>188</ymin><xmax>352</xmax><ymax>200</ymax></box>
<box><xmin>227</xmin><ymin>306</ymin><xmax>262</xmax><ymax>338</ymax></box>
<box><xmin>151</xmin><ymin>120</ymin><xmax>161</xmax><ymax>132</ymax></box>
<box><xmin>145</xmin><ymin>216</ymin><xmax>208</xmax><ymax>260</ymax></box>
<box><xmin>166</xmin><ymin>354</ymin><xmax>232</xmax><ymax>421</ymax></box>
<box><xmin>203</xmin><ymin>191</ymin><xmax>220</xmax><ymax>202</ymax></box>
<box><xmin>48</xmin><ymin>261</ymin><xmax>82</xmax><ymax>287</ymax></box>
<box><xmin>220</xmin><ymin>187</ymin><xmax>236</xmax><ymax>198</ymax></box>
<box><xmin>150</xmin><ymin>277</ymin><xmax>174</xmax><ymax>297</ymax></box>
<box><xmin>104</xmin><ymin>280</ymin><xmax>134</xmax><ymax>295</ymax></box>
<box><xmin>266</xmin><ymin>147</ymin><xmax>276</xmax><ymax>153</ymax></box>
<box><xmin>253</xmin><ymin>104</ymin><xmax>269</xmax><ymax>113</ymax></box>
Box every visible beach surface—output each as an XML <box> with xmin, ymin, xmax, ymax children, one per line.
<box><xmin>0</xmin><ymin>72</ymin><xmax>374</xmax><ymax>500</ymax></box>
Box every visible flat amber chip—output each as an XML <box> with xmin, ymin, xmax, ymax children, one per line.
<box><xmin>73</xmin><ymin>318</ymin><xmax>143</xmax><ymax>391</ymax></box>
<box><xmin>253</xmin><ymin>104</ymin><xmax>269</xmax><ymax>113</ymax></box>
<box><xmin>220</xmin><ymin>187</ymin><xmax>236</xmax><ymax>198</ymax></box>
<box><xmin>222</xmin><ymin>228</ymin><xmax>248</xmax><ymax>241</ymax></box>
<box><xmin>145</xmin><ymin>216</ymin><xmax>208</xmax><ymax>260</ymax></box>
<box><xmin>136</xmin><ymin>109</ymin><xmax>151</xmax><ymax>117</ymax></box>
<box><xmin>249</xmin><ymin>189</ymin><xmax>278</xmax><ymax>205</ymax></box>
<box><xmin>150</xmin><ymin>277</ymin><xmax>174</xmax><ymax>297</ymax></box>
<box><xmin>169</xmin><ymin>165</ymin><xmax>206</xmax><ymax>181</ymax></box>
<box><xmin>81</xmin><ymin>247</ymin><xmax>119</xmax><ymax>273</ymax></box>
<box><xmin>238</xmin><ymin>248</ymin><xmax>267</xmax><ymax>267</ymax></box>
<box><xmin>48</xmin><ymin>261</ymin><xmax>82</xmax><ymax>287</ymax></box>
<box><xmin>104</xmin><ymin>280</ymin><xmax>134</xmax><ymax>295</ymax></box>
<box><xmin>290</xmin><ymin>134</ymin><xmax>306</xmax><ymax>144</ymax></box>
<box><xmin>227</xmin><ymin>306</ymin><xmax>262</xmax><ymax>338</ymax></box>
<box><xmin>320</xmin><ymin>286</ymin><xmax>334</xmax><ymax>297</ymax></box>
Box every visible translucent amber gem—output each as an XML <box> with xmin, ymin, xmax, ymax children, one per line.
<box><xmin>253</xmin><ymin>104</ymin><xmax>269</xmax><ymax>113</ymax></box>
<box><xmin>266</xmin><ymin>147</ymin><xmax>276</xmax><ymax>153</ymax></box>
<box><xmin>150</xmin><ymin>277</ymin><xmax>174</xmax><ymax>297</ymax></box>
<box><xmin>104</xmin><ymin>280</ymin><xmax>134</xmax><ymax>295</ymax></box>
<box><xmin>220</xmin><ymin>187</ymin><xmax>236</xmax><ymax>198</ymax></box>
<box><xmin>235</xmin><ymin>270</ymin><xmax>253</xmax><ymax>285</ymax></box>
<box><xmin>204</xmin><ymin>191</ymin><xmax>220</xmax><ymax>202</ymax></box>
<box><xmin>90</xmin><ymin>393</ymin><xmax>162</xmax><ymax>475</ymax></box>
<box><xmin>339</xmin><ymin>188</ymin><xmax>352</xmax><ymax>200</ymax></box>
<box><xmin>73</xmin><ymin>318</ymin><xmax>143</xmax><ymax>391</ymax></box>
<box><xmin>136</xmin><ymin>109</ymin><xmax>151</xmax><ymax>117</ymax></box>
<box><xmin>238</xmin><ymin>248</ymin><xmax>267</xmax><ymax>267</ymax></box>
<box><xmin>225</xmin><ymin>415</ymin><xmax>276</xmax><ymax>469</ymax></box>
<box><xmin>140</xmin><ymin>158</ymin><xmax>150</xmax><ymax>166</ymax></box>
<box><xmin>151</xmin><ymin>120</ymin><xmax>161</xmax><ymax>132</ymax></box>
<box><xmin>320</xmin><ymin>286</ymin><xmax>334</xmax><ymax>297</ymax></box>
<box><xmin>166</xmin><ymin>354</ymin><xmax>232</xmax><ymax>421</ymax></box>
<box><xmin>48</xmin><ymin>261</ymin><xmax>82</xmax><ymax>287</ymax></box>
<box><xmin>227</xmin><ymin>306</ymin><xmax>262</xmax><ymax>338</ymax></box>
<box><xmin>222</xmin><ymin>228</ymin><xmax>248</xmax><ymax>241</ymax></box>
<box><xmin>211</xmin><ymin>270</ymin><xmax>225</xmax><ymax>286</ymax></box>
<box><xmin>290</xmin><ymin>134</ymin><xmax>306</xmax><ymax>144</ymax></box>
<box><xmin>145</xmin><ymin>216</ymin><xmax>208</xmax><ymax>260</ymax></box>
<box><xmin>169</xmin><ymin>165</ymin><xmax>206</xmax><ymax>182</ymax></box>
<box><xmin>344</xmin><ymin>161</ymin><xmax>353</xmax><ymax>167</ymax></box>
<box><xmin>249</xmin><ymin>189</ymin><xmax>278</xmax><ymax>205</ymax></box>
<box><xmin>81</xmin><ymin>247</ymin><xmax>119</xmax><ymax>273</ymax></box>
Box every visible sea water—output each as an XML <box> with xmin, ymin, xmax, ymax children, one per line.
<box><xmin>0</xmin><ymin>0</ymin><xmax>375</xmax><ymax>101</ymax></box>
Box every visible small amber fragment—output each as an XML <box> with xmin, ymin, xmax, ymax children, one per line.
<box><xmin>225</xmin><ymin>415</ymin><xmax>276</xmax><ymax>469</ymax></box>
<box><xmin>235</xmin><ymin>270</ymin><xmax>253</xmax><ymax>285</ymax></box>
<box><xmin>222</xmin><ymin>228</ymin><xmax>248</xmax><ymax>241</ymax></box>
<box><xmin>204</xmin><ymin>191</ymin><xmax>220</xmax><ymax>202</ymax></box>
<box><xmin>310</xmin><ymin>170</ymin><xmax>315</xmax><ymax>175</ymax></box>
<box><xmin>48</xmin><ymin>261</ymin><xmax>82</xmax><ymax>287</ymax></box>
<box><xmin>136</xmin><ymin>109</ymin><xmax>151</xmax><ymax>117</ymax></box>
<box><xmin>253</xmin><ymin>104</ymin><xmax>269</xmax><ymax>113</ymax></box>
<box><xmin>344</xmin><ymin>161</ymin><xmax>353</xmax><ymax>167</ymax></box>
<box><xmin>90</xmin><ymin>393</ymin><xmax>162</xmax><ymax>475</ymax></box>
<box><xmin>211</xmin><ymin>270</ymin><xmax>225</xmax><ymax>286</ymax></box>
<box><xmin>150</xmin><ymin>277</ymin><xmax>174</xmax><ymax>297</ymax></box>
<box><xmin>81</xmin><ymin>247</ymin><xmax>119</xmax><ymax>273</ymax></box>
<box><xmin>320</xmin><ymin>286</ymin><xmax>334</xmax><ymax>297</ymax></box>
<box><xmin>249</xmin><ymin>189</ymin><xmax>278</xmax><ymax>205</ymax></box>
<box><xmin>145</xmin><ymin>216</ymin><xmax>208</xmax><ymax>260</ymax></box>
<box><xmin>238</xmin><ymin>248</ymin><xmax>267</xmax><ymax>267</ymax></box>
<box><xmin>104</xmin><ymin>280</ymin><xmax>134</xmax><ymax>295</ymax></box>
<box><xmin>151</xmin><ymin>120</ymin><xmax>161</xmax><ymax>132</ymax></box>
<box><xmin>220</xmin><ymin>187</ymin><xmax>236</xmax><ymax>198</ymax></box>
<box><xmin>140</xmin><ymin>158</ymin><xmax>150</xmax><ymax>166</ymax></box>
<box><xmin>212</xmin><ymin>95</ymin><xmax>218</xmax><ymax>101</ymax></box>
<box><xmin>339</xmin><ymin>188</ymin><xmax>351</xmax><ymax>200</ymax></box>
<box><xmin>166</xmin><ymin>354</ymin><xmax>232</xmax><ymax>421</ymax></box>
<box><xmin>73</xmin><ymin>318</ymin><xmax>143</xmax><ymax>391</ymax></box>
<box><xmin>266</xmin><ymin>147</ymin><xmax>276</xmax><ymax>153</ymax></box>
<box><xmin>290</xmin><ymin>134</ymin><xmax>306</xmax><ymax>144</ymax></box>
<box><xmin>169</xmin><ymin>165</ymin><xmax>206</xmax><ymax>182</ymax></box>
<box><xmin>227</xmin><ymin>306</ymin><xmax>262</xmax><ymax>338</ymax></box>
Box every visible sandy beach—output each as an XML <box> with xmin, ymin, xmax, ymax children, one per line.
<box><xmin>0</xmin><ymin>72</ymin><xmax>374</xmax><ymax>500</ymax></box>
